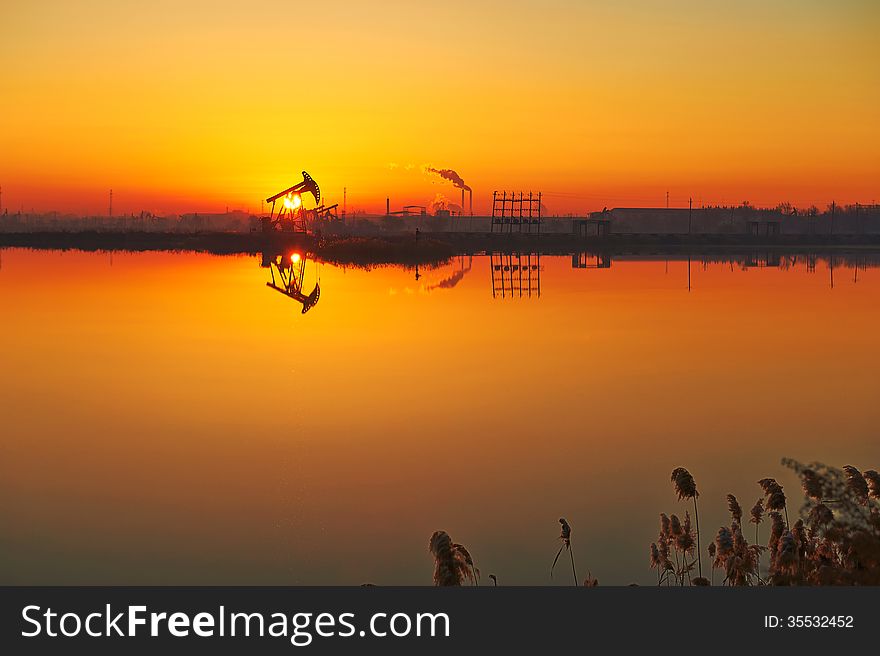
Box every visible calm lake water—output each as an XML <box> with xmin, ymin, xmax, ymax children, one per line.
<box><xmin>1</xmin><ymin>248</ymin><xmax>878</xmax><ymax>585</ymax></box>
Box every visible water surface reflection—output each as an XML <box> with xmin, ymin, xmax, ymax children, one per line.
<box><xmin>0</xmin><ymin>248</ymin><xmax>878</xmax><ymax>585</ymax></box>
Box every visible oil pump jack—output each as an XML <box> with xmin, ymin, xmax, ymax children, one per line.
<box><xmin>259</xmin><ymin>172</ymin><xmax>329</xmax><ymax>313</ymax></box>
<box><xmin>262</xmin><ymin>249</ymin><xmax>321</xmax><ymax>314</ymax></box>
<box><xmin>263</xmin><ymin>171</ymin><xmax>339</xmax><ymax>233</ymax></box>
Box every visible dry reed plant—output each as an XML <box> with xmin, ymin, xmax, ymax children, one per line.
<box><xmin>726</xmin><ymin>494</ymin><xmax>742</xmax><ymax>525</ymax></box>
<box><xmin>650</xmin><ymin>514</ymin><xmax>676</xmax><ymax>586</ymax></box>
<box><xmin>843</xmin><ymin>465</ymin><xmax>869</xmax><ymax>505</ymax></box>
<box><xmin>429</xmin><ymin>531</ymin><xmax>479</xmax><ymax>586</ymax></box>
<box><xmin>550</xmin><ymin>518</ymin><xmax>578</xmax><ymax>585</ymax></box>
<box><xmin>864</xmin><ymin>470</ymin><xmax>880</xmax><ymax>499</ymax></box>
<box><xmin>651</xmin><ymin>509</ymin><xmax>698</xmax><ymax>586</ymax></box>
<box><xmin>670</xmin><ymin>468</ymin><xmax>702</xmax><ymax>578</ymax></box>
<box><xmin>427</xmin><ymin>460</ymin><xmax>878</xmax><ymax>588</ymax></box>
<box><xmin>749</xmin><ymin>498</ymin><xmax>764</xmax><ymax>569</ymax></box>
<box><xmin>758</xmin><ymin>478</ymin><xmax>789</xmax><ymax>527</ymax></box>
<box><xmin>652</xmin><ymin>459</ymin><xmax>880</xmax><ymax>586</ymax></box>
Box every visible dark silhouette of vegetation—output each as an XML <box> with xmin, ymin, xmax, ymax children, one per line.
<box><xmin>429</xmin><ymin>531</ymin><xmax>479</xmax><ymax>586</ymax></box>
<box><xmin>428</xmin><ymin>459</ymin><xmax>877</xmax><ymax>587</ymax></box>
<box><xmin>652</xmin><ymin>459</ymin><xmax>879</xmax><ymax>586</ymax></box>
<box><xmin>550</xmin><ymin>518</ymin><xmax>578</xmax><ymax>585</ymax></box>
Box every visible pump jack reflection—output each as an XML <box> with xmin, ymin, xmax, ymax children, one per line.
<box><xmin>261</xmin><ymin>249</ymin><xmax>321</xmax><ymax>314</ymax></box>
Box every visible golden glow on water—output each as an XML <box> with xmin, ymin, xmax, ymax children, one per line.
<box><xmin>0</xmin><ymin>249</ymin><xmax>878</xmax><ymax>584</ymax></box>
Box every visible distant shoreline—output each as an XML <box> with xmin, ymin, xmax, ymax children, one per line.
<box><xmin>2</xmin><ymin>231</ymin><xmax>880</xmax><ymax>266</ymax></box>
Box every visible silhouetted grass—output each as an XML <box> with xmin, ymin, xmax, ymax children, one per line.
<box><xmin>429</xmin><ymin>458</ymin><xmax>878</xmax><ymax>587</ymax></box>
<box><xmin>550</xmin><ymin>518</ymin><xmax>578</xmax><ymax>585</ymax></box>
<box><xmin>429</xmin><ymin>531</ymin><xmax>479</xmax><ymax>587</ymax></box>
<box><xmin>653</xmin><ymin>459</ymin><xmax>880</xmax><ymax>586</ymax></box>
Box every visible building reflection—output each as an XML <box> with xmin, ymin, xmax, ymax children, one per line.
<box><xmin>563</xmin><ymin>250</ymin><xmax>880</xmax><ymax>292</ymax></box>
<box><xmin>571</xmin><ymin>253</ymin><xmax>611</xmax><ymax>269</ymax></box>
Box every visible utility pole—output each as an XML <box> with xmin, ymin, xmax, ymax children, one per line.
<box><xmin>109</xmin><ymin>189</ymin><xmax>113</xmax><ymax>218</ymax></box>
<box><xmin>666</xmin><ymin>190</ymin><xmax>669</xmax><ymax>208</ymax></box>
<box><xmin>830</xmin><ymin>200</ymin><xmax>835</xmax><ymax>236</ymax></box>
<box><xmin>343</xmin><ymin>187</ymin><xmax>347</xmax><ymax>219</ymax></box>
<box><xmin>688</xmin><ymin>197</ymin><xmax>693</xmax><ymax>235</ymax></box>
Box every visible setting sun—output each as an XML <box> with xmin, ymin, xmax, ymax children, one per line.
<box><xmin>283</xmin><ymin>194</ymin><xmax>302</xmax><ymax>210</ymax></box>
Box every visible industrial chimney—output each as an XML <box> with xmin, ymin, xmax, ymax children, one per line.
<box><xmin>386</xmin><ymin>197</ymin><xmax>390</xmax><ymax>216</ymax></box>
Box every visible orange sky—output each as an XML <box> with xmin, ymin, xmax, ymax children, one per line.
<box><xmin>1</xmin><ymin>0</ymin><xmax>878</xmax><ymax>216</ymax></box>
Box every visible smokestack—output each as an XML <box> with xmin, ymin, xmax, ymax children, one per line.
<box><xmin>424</xmin><ymin>166</ymin><xmax>473</xmax><ymax>215</ymax></box>
<box><xmin>386</xmin><ymin>197</ymin><xmax>390</xmax><ymax>216</ymax></box>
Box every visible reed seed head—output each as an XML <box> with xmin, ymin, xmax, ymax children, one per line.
<box><xmin>766</xmin><ymin>490</ymin><xmax>786</xmax><ymax>512</ymax></box>
<box><xmin>759</xmin><ymin>478</ymin><xmax>787</xmax><ymax>514</ymax></box>
<box><xmin>800</xmin><ymin>469</ymin><xmax>824</xmax><ymax>500</ymax></box>
<box><xmin>758</xmin><ymin>478</ymin><xmax>782</xmax><ymax>495</ymax></box>
<box><xmin>671</xmin><ymin>467</ymin><xmax>699</xmax><ymax>500</ymax></box>
<box><xmin>429</xmin><ymin>531</ymin><xmax>457</xmax><ymax>586</ymax></box>
<box><xmin>809</xmin><ymin>503</ymin><xmax>834</xmax><ymax>527</ymax></box>
<box><xmin>843</xmin><ymin>465</ymin><xmax>869</xmax><ymax>505</ymax></box>
<box><xmin>775</xmin><ymin>531</ymin><xmax>798</xmax><ymax>577</ymax></box>
<box><xmin>769</xmin><ymin>511</ymin><xmax>785</xmax><ymax>538</ymax></box>
<box><xmin>558</xmin><ymin>518</ymin><xmax>572</xmax><ymax>544</ymax></box>
<box><xmin>864</xmin><ymin>470</ymin><xmax>880</xmax><ymax>499</ymax></box>
<box><xmin>715</xmin><ymin>527</ymin><xmax>734</xmax><ymax>557</ymax></box>
<box><xmin>726</xmin><ymin>494</ymin><xmax>743</xmax><ymax>524</ymax></box>
<box><xmin>429</xmin><ymin>531</ymin><xmax>476</xmax><ymax>586</ymax></box>
<box><xmin>713</xmin><ymin>527</ymin><xmax>734</xmax><ymax>570</ymax></box>
<box><xmin>658</xmin><ymin>534</ymin><xmax>671</xmax><ymax>565</ymax></box>
<box><xmin>676</xmin><ymin>512</ymin><xmax>695</xmax><ymax>553</ymax></box>
<box><xmin>767</xmin><ymin>512</ymin><xmax>786</xmax><ymax>566</ymax></box>
<box><xmin>670</xmin><ymin>514</ymin><xmax>683</xmax><ymax>538</ymax></box>
<box><xmin>659</xmin><ymin>513</ymin><xmax>671</xmax><ymax>540</ymax></box>
<box><xmin>792</xmin><ymin>518</ymin><xmax>807</xmax><ymax>546</ymax></box>
<box><xmin>749</xmin><ymin>498</ymin><xmax>764</xmax><ymax>525</ymax></box>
